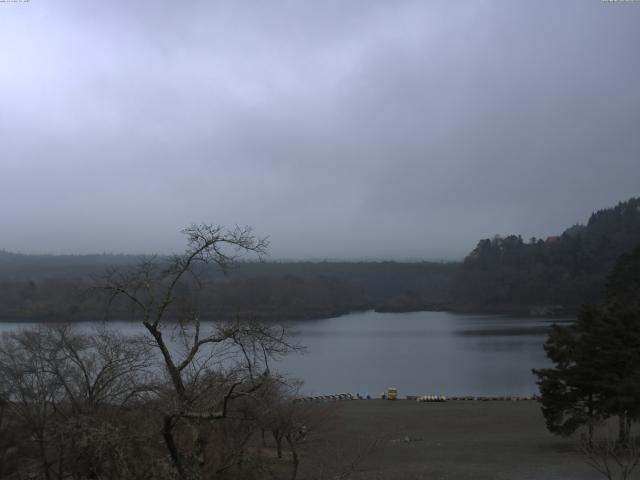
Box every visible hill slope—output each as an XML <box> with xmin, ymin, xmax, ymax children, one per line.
<box><xmin>451</xmin><ymin>197</ymin><xmax>640</xmax><ymax>312</ymax></box>
<box><xmin>1</xmin><ymin>197</ymin><xmax>639</xmax><ymax>321</ymax></box>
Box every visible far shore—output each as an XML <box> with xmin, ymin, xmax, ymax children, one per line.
<box><xmin>0</xmin><ymin>305</ymin><xmax>578</xmax><ymax>324</ymax></box>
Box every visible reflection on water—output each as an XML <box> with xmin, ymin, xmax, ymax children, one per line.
<box><xmin>453</xmin><ymin>326</ymin><xmax>551</xmax><ymax>336</ymax></box>
<box><xmin>0</xmin><ymin>311</ymin><xmax>573</xmax><ymax>396</ymax></box>
<box><xmin>275</xmin><ymin>310</ymin><xmax>572</xmax><ymax>396</ymax></box>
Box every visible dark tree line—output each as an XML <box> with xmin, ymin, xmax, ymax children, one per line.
<box><xmin>0</xmin><ymin>258</ymin><xmax>456</xmax><ymax>322</ymax></box>
<box><xmin>452</xmin><ymin>197</ymin><xmax>640</xmax><ymax>312</ymax></box>
<box><xmin>1</xmin><ymin>197</ymin><xmax>639</xmax><ymax>322</ymax></box>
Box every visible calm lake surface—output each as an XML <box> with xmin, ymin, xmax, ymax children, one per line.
<box><xmin>0</xmin><ymin>310</ymin><xmax>569</xmax><ymax>397</ymax></box>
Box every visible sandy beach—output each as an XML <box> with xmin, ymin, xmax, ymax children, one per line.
<box><xmin>293</xmin><ymin>399</ymin><xmax>612</xmax><ymax>480</ymax></box>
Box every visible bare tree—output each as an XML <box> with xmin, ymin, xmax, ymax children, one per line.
<box><xmin>39</xmin><ymin>324</ymin><xmax>155</xmax><ymax>413</ymax></box>
<box><xmin>0</xmin><ymin>225</ymin><xmax>301</xmax><ymax>480</ymax></box>
<box><xmin>0</xmin><ymin>327</ymin><xmax>65</xmax><ymax>479</ymax></box>
<box><xmin>0</xmin><ymin>341</ymin><xmax>24</xmax><ymax>479</ymax></box>
<box><xmin>100</xmin><ymin>224</ymin><xmax>298</xmax><ymax>480</ymax></box>
<box><xmin>579</xmin><ymin>434</ymin><xmax>640</xmax><ymax>480</ymax></box>
<box><xmin>0</xmin><ymin>325</ymin><xmax>158</xmax><ymax>480</ymax></box>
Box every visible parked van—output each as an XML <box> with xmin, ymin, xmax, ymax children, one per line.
<box><xmin>387</xmin><ymin>387</ymin><xmax>398</xmax><ymax>400</ymax></box>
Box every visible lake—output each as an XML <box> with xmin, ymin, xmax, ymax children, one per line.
<box><xmin>0</xmin><ymin>310</ymin><xmax>568</xmax><ymax>397</ymax></box>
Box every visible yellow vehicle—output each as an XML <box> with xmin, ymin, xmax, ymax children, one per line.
<box><xmin>387</xmin><ymin>387</ymin><xmax>398</xmax><ymax>400</ymax></box>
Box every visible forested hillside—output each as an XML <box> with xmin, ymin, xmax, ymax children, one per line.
<box><xmin>451</xmin><ymin>197</ymin><xmax>640</xmax><ymax>312</ymax></box>
<box><xmin>1</xmin><ymin>197</ymin><xmax>639</xmax><ymax>321</ymax></box>
<box><xmin>0</xmin><ymin>255</ymin><xmax>455</xmax><ymax>321</ymax></box>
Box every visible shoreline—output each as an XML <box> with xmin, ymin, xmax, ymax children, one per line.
<box><xmin>0</xmin><ymin>305</ymin><xmax>577</xmax><ymax>323</ymax></box>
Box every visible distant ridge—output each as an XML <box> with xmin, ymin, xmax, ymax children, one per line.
<box><xmin>0</xmin><ymin>197</ymin><xmax>638</xmax><ymax>321</ymax></box>
<box><xmin>451</xmin><ymin>197</ymin><xmax>640</xmax><ymax>313</ymax></box>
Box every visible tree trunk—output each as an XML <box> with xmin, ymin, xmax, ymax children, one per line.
<box><xmin>618</xmin><ymin>411</ymin><xmax>629</xmax><ymax>445</ymax></box>
<box><xmin>273</xmin><ymin>430</ymin><xmax>283</xmax><ymax>459</ymax></box>
<box><xmin>193</xmin><ymin>424</ymin><xmax>206</xmax><ymax>468</ymax></box>
<box><xmin>286</xmin><ymin>433</ymin><xmax>299</xmax><ymax>480</ymax></box>
<box><xmin>587</xmin><ymin>396</ymin><xmax>594</xmax><ymax>446</ymax></box>
<box><xmin>163</xmin><ymin>415</ymin><xmax>186</xmax><ymax>479</ymax></box>
<box><xmin>36</xmin><ymin>433</ymin><xmax>51</xmax><ymax>480</ymax></box>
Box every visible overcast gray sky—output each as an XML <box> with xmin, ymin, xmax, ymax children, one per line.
<box><xmin>1</xmin><ymin>0</ymin><xmax>638</xmax><ymax>260</ymax></box>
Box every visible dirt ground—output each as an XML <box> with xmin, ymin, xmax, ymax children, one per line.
<box><xmin>293</xmin><ymin>399</ymin><xmax>622</xmax><ymax>480</ymax></box>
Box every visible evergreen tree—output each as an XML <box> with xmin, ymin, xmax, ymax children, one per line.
<box><xmin>533</xmin><ymin>307</ymin><xmax>604</xmax><ymax>440</ymax></box>
<box><xmin>454</xmin><ymin>197</ymin><xmax>640</xmax><ymax>310</ymax></box>
<box><xmin>606</xmin><ymin>244</ymin><xmax>640</xmax><ymax>307</ymax></box>
<box><xmin>534</xmin><ymin>246</ymin><xmax>640</xmax><ymax>443</ymax></box>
